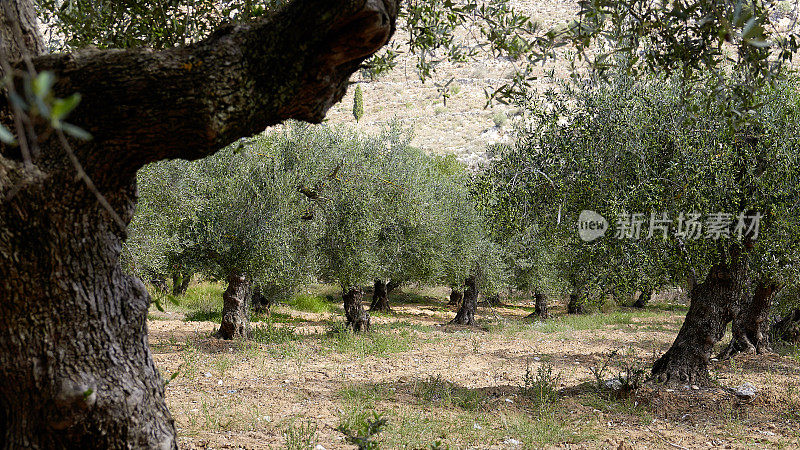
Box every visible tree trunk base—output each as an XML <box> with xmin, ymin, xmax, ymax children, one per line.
<box><xmin>526</xmin><ymin>293</ymin><xmax>550</xmax><ymax>319</ymax></box>
<box><xmin>450</xmin><ymin>276</ymin><xmax>478</xmax><ymax>326</ymax></box>
<box><xmin>652</xmin><ymin>248</ymin><xmax>748</xmax><ymax>385</ymax></box>
<box><xmin>651</xmin><ymin>346</ymin><xmax>711</xmax><ymax>385</ymax></box>
<box><xmin>448</xmin><ymin>289</ymin><xmax>463</xmax><ymax>307</ymax></box>
<box><xmin>344</xmin><ymin>287</ymin><xmax>370</xmax><ymax>332</ymax></box>
<box><xmin>567</xmin><ymin>294</ymin><xmax>585</xmax><ymax>314</ymax></box>
<box><xmin>633</xmin><ymin>289</ymin><xmax>652</xmax><ymax>308</ymax></box>
<box><xmin>370</xmin><ymin>279</ymin><xmax>391</xmax><ymax>312</ymax></box>
<box><xmin>216</xmin><ymin>273</ymin><xmax>251</xmax><ymax>340</ymax></box>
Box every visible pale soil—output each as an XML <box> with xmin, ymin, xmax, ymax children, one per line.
<box><xmin>148</xmin><ymin>292</ymin><xmax>800</xmax><ymax>449</ymax></box>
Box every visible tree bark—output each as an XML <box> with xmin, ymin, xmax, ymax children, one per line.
<box><xmin>216</xmin><ymin>273</ymin><xmax>251</xmax><ymax>340</ymax></box>
<box><xmin>633</xmin><ymin>289</ymin><xmax>652</xmax><ymax>308</ymax></box>
<box><xmin>773</xmin><ymin>309</ymin><xmax>800</xmax><ymax>344</ymax></box>
<box><xmin>718</xmin><ymin>281</ymin><xmax>778</xmax><ymax>359</ymax></box>
<box><xmin>567</xmin><ymin>293</ymin><xmax>585</xmax><ymax>314</ymax></box>
<box><xmin>0</xmin><ymin>0</ymin><xmax>398</xmax><ymax>446</ymax></box>
<box><xmin>448</xmin><ymin>288</ymin><xmax>463</xmax><ymax>306</ymax></box>
<box><xmin>343</xmin><ymin>287</ymin><xmax>370</xmax><ymax>332</ymax></box>
<box><xmin>251</xmin><ymin>284</ymin><xmax>273</xmax><ymax>314</ymax></box>
<box><xmin>652</xmin><ymin>248</ymin><xmax>749</xmax><ymax>385</ymax></box>
<box><xmin>386</xmin><ymin>279</ymin><xmax>401</xmax><ymax>294</ymax></box>
<box><xmin>450</xmin><ymin>276</ymin><xmax>478</xmax><ymax>326</ymax></box>
<box><xmin>526</xmin><ymin>292</ymin><xmax>550</xmax><ymax>319</ymax></box>
<box><xmin>370</xmin><ymin>278</ymin><xmax>390</xmax><ymax>312</ymax></box>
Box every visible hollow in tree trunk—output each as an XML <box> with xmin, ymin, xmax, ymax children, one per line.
<box><xmin>448</xmin><ymin>288</ymin><xmax>463</xmax><ymax>306</ymax></box>
<box><xmin>719</xmin><ymin>281</ymin><xmax>779</xmax><ymax>359</ymax></box>
<box><xmin>343</xmin><ymin>287</ymin><xmax>371</xmax><ymax>332</ymax></box>
<box><xmin>633</xmin><ymin>289</ymin><xmax>652</xmax><ymax>308</ymax></box>
<box><xmin>217</xmin><ymin>273</ymin><xmax>252</xmax><ymax>340</ymax></box>
<box><xmin>370</xmin><ymin>278</ymin><xmax>390</xmax><ymax>312</ymax></box>
<box><xmin>567</xmin><ymin>293</ymin><xmax>585</xmax><ymax>314</ymax></box>
<box><xmin>527</xmin><ymin>292</ymin><xmax>550</xmax><ymax>319</ymax></box>
<box><xmin>450</xmin><ymin>276</ymin><xmax>478</xmax><ymax>326</ymax></box>
<box><xmin>652</xmin><ymin>248</ymin><xmax>749</xmax><ymax>385</ymax></box>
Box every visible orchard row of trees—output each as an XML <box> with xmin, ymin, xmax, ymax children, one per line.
<box><xmin>478</xmin><ymin>73</ymin><xmax>800</xmax><ymax>383</ymax></box>
<box><xmin>124</xmin><ymin>123</ymin><xmax>504</xmax><ymax>337</ymax></box>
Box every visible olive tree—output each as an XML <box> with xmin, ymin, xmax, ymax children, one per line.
<box><xmin>0</xmin><ymin>0</ymin><xmax>397</xmax><ymax>445</ymax></box>
<box><xmin>483</xmin><ymin>74</ymin><xmax>800</xmax><ymax>384</ymax></box>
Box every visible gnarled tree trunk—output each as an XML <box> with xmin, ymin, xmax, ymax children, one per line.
<box><xmin>344</xmin><ymin>287</ymin><xmax>370</xmax><ymax>332</ymax></box>
<box><xmin>527</xmin><ymin>292</ymin><xmax>549</xmax><ymax>319</ymax></box>
<box><xmin>633</xmin><ymin>289</ymin><xmax>652</xmax><ymax>308</ymax></box>
<box><xmin>217</xmin><ymin>273</ymin><xmax>251</xmax><ymax>340</ymax></box>
<box><xmin>718</xmin><ymin>281</ymin><xmax>779</xmax><ymax>359</ymax></box>
<box><xmin>0</xmin><ymin>0</ymin><xmax>398</xmax><ymax>446</ymax></box>
<box><xmin>370</xmin><ymin>278</ymin><xmax>390</xmax><ymax>312</ymax></box>
<box><xmin>567</xmin><ymin>293</ymin><xmax>585</xmax><ymax>314</ymax></box>
<box><xmin>448</xmin><ymin>288</ymin><xmax>463</xmax><ymax>306</ymax></box>
<box><xmin>652</xmin><ymin>248</ymin><xmax>749</xmax><ymax>385</ymax></box>
<box><xmin>450</xmin><ymin>275</ymin><xmax>478</xmax><ymax>326</ymax></box>
<box><xmin>773</xmin><ymin>309</ymin><xmax>800</xmax><ymax>344</ymax></box>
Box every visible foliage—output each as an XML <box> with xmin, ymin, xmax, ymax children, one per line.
<box><xmin>353</xmin><ymin>84</ymin><xmax>364</xmax><ymax>123</ymax></box>
<box><xmin>337</xmin><ymin>411</ymin><xmax>387</xmax><ymax>450</ymax></box>
<box><xmin>36</xmin><ymin>0</ymin><xmax>282</xmax><ymax>50</ymax></box>
<box><xmin>125</xmin><ymin>140</ymin><xmax>316</xmax><ymax>299</ymax></box>
<box><xmin>521</xmin><ymin>362</ymin><xmax>560</xmax><ymax>406</ymax></box>
<box><xmin>481</xmin><ymin>72</ymin><xmax>800</xmax><ymax>302</ymax></box>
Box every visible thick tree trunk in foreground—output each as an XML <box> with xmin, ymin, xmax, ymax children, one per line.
<box><xmin>652</xmin><ymin>249</ymin><xmax>749</xmax><ymax>385</ymax></box>
<box><xmin>773</xmin><ymin>309</ymin><xmax>800</xmax><ymax>344</ymax></box>
<box><xmin>217</xmin><ymin>273</ymin><xmax>252</xmax><ymax>340</ymax></box>
<box><xmin>633</xmin><ymin>289</ymin><xmax>652</xmax><ymax>308</ymax></box>
<box><xmin>343</xmin><ymin>287</ymin><xmax>371</xmax><ymax>332</ymax></box>
<box><xmin>370</xmin><ymin>278</ymin><xmax>390</xmax><ymax>312</ymax></box>
<box><xmin>567</xmin><ymin>294</ymin><xmax>585</xmax><ymax>314</ymax></box>
<box><xmin>527</xmin><ymin>292</ymin><xmax>550</xmax><ymax>319</ymax></box>
<box><xmin>0</xmin><ymin>0</ymin><xmax>398</xmax><ymax>446</ymax></box>
<box><xmin>448</xmin><ymin>288</ymin><xmax>463</xmax><ymax>306</ymax></box>
<box><xmin>450</xmin><ymin>276</ymin><xmax>478</xmax><ymax>326</ymax></box>
<box><xmin>719</xmin><ymin>282</ymin><xmax>778</xmax><ymax>359</ymax></box>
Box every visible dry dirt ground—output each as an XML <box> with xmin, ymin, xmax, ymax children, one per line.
<box><xmin>148</xmin><ymin>286</ymin><xmax>800</xmax><ymax>449</ymax></box>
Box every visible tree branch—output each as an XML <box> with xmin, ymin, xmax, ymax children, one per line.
<box><xmin>8</xmin><ymin>0</ymin><xmax>398</xmax><ymax>188</ymax></box>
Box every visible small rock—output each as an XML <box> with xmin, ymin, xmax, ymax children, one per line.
<box><xmin>691</xmin><ymin>385</ymin><xmax>699</xmax><ymax>390</ymax></box>
<box><xmin>604</xmin><ymin>378</ymin><xmax>623</xmax><ymax>391</ymax></box>
<box><xmin>505</xmin><ymin>398</ymin><xmax>514</xmax><ymax>403</ymax></box>
<box><xmin>314</xmin><ymin>445</ymin><xmax>327</xmax><ymax>450</ymax></box>
<box><xmin>217</xmin><ymin>380</ymin><xmax>223</xmax><ymax>386</ymax></box>
<box><xmin>504</xmin><ymin>438</ymin><xmax>521</xmax><ymax>446</ymax></box>
<box><xmin>533</xmin><ymin>357</ymin><xmax>541</xmax><ymax>361</ymax></box>
<box><xmin>732</xmin><ymin>382</ymin><xmax>758</xmax><ymax>400</ymax></box>
<box><xmin>473</xmin><ymin>423</ymin><xmax>482</xmax><ymax>430</ymax></box>
<box><xmin>204</xmin><ymin>372</ymin><xmax>212</xmax><ymax>378</ymax></box>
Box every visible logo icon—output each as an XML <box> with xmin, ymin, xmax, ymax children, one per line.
<box><xmin>578</xmin><ymin>210</ymin><xmax>608</xmax><ymax>242</ymax></box>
